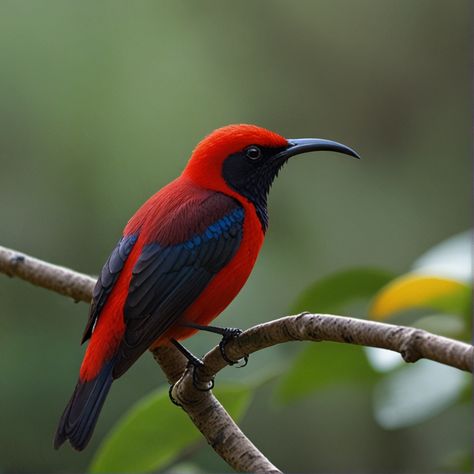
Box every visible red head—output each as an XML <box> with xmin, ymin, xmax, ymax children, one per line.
<box><xmin>183</xmin><ymin>124</ymin><xmax>288</xmax><ymax>191</ymax></box>
<box><xmin>183</xmin><ymin>124</ymin><xmax>359</xmax><ymax>230</ymax></box>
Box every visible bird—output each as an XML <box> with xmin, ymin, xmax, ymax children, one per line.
<box><xmin>54</xmin><ymin>124</ymin><xmax>359</xmax><ymax>451</ymax></box>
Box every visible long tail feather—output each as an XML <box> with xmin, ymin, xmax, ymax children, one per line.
<box><xmin>54</xmin><ymin>358</ymin><xmax>115</xmax><ymax>451</ymax></box>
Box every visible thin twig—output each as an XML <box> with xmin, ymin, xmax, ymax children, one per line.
<box><xmin>0</xmin><ymin>246</ymin><xmax>94</xmax><ymax>302</ymax></box>
<box><xmin>1</xmin><ymin>244</ymin><xmax>472</xmax><ymax>473</ymax></box>
<box><xmin>182</xmin><ymin>312</ymin><xmax>473</xmax><ymax>389</ymax></box>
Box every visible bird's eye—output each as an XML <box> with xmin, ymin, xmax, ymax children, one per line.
<box><xmin>245</xmin><ymin>145</ymin><xmax>262</xmax><ymax>161</ymax></box>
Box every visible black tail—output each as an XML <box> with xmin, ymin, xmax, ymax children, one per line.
<box><xmin>54</xmin><ymin>359</ymin><xmax>115</xmax><ymax>451</ymax></box>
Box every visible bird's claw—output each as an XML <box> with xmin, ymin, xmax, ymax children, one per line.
<box><xmin>188</xmin><ymin>359</ymin><xmax>214</xmax><ymax>392</ymax></box>
<box><xmin>219</xmin><ymin>328</ymin><xmax>249</xmax><ymax>367</ymax></box>
<box><xmin>168</xmin><ymin>384</ymin><xmax>182</xmax><ymax>407</ymax></box>
<box><xmin>168</xmin><ymin>363</ymin><xmax>214</xmax><ymax>406</ymax></box>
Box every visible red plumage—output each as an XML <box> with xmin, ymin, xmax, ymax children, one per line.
<box><xmin>79</xmin><ymin>176</ymin><xmax>264</xmax><ymax>382</ymax></box>
<box><xmin>55</xmin><ymin>123</ymin><xmax>357</xmax><ymax>451</ymax></box>
<box><xmin>79</xmin><ymin>125</ymin><xmax>287</xmax><ymax>382</ymax></box>
<box><xmin>55</xmin><ymin>124</ymin><xmax>289</xmax><ymax>450</ymax></box>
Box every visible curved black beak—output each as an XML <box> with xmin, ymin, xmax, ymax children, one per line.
<box><xmin>276</xmin><ymin>138</ymin><xmax>360</xmax><ymax>161</ymax></box>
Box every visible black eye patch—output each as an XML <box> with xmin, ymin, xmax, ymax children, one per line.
<box><xmin>222</xmin><ymin>145</ymin><xmax>289</xmax><ymax>231</ymax></box>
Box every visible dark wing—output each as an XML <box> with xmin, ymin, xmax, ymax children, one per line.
<box><xmin>81</xmin><ymin>234</ymin><xmax>138</xmax><ymax>344</ymax></box>
<box><xmin>112</xmin><ymin>206</ymin><xmax>244</xmax><ymax>378</ymax></box>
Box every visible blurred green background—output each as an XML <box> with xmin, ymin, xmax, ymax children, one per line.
<box><xmin>0</xmin><ymin>0</ymin><xmax>471</xmax><ymax>472</ymax></box>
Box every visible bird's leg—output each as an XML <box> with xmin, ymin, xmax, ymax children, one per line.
<box><xmin>181</xmin><ymin>322</ymin><xmax>249</xmax><ymax>367</ymax></box>
<box><xmin>171</xmin><ymin>338</ymin><xmax>203</xmax><ymax>367</ymax></box>
<box><xmin>170</xmin><ymin>338</ymin><xmax>214</xmax><ymax>392</ymax></box>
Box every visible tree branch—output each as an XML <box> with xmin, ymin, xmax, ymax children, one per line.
<box><xmin>168</xmin><ymin>312</ymin><xmax>472</xmax><ymax>392</ymax></box>
<box><xmin>1</xmin><ymin>244</ymin><xmax>472</xmax><ymax>473</ymax></box>
<box><xmin>0</xmin><ymin>246</ymin><xmax>94</xmax><ymax>303</ymax></box>
<box><xmin>152</xmin><ymin>346</ymin><xmax>281</xmax><ymax>473</ymax></box>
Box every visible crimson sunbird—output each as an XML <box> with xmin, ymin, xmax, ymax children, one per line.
<box><xmin>54</xmin><ymin>124</ymin><xmax>359</xmax><ymax>450</ymax></box>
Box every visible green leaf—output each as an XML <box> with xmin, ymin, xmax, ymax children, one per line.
<box><xmin>291</xmin><ymin>267</ymin><xmax>395</xmax><ymax>315</ymax></box>
<box><xmin>373</xmin><ymin>360</ymin><xmax>470</xmax><ymax>429</ymax></box>
<box><xmin>276</xmin><ymin>342</ymin><xmax>379</xmax><ymax>404</ymax></box>
<box><xmin>90</xmin><ymin>383</ymin><xmax>252</xmax><ymax>473</ymax></box>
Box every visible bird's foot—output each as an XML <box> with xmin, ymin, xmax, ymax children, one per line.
<box><xmin>218</xmin><ymin>328</ymin><xmax>249</xmax><ymax>367</ymax></box>
<box><xmin>168</xmin><ymin>384</ymin><xmax>182</xmax><ymax>407</ymax></box>
<box><xmin>180</xmin><ymin>322</ymin><xmax>249</xmax><ymax>367</ymax></box>
<box><xmin>188</xmin><ymin>358</ymin><xmax>215</xmax><ymax>392</ymax></box>
<box><xmin>170</xmin><ymin>338</ymin><xmax>214</xmax><ymax>392</ymax></box>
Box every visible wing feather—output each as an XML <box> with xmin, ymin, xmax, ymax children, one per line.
<box><xmin>112</xmin><ymin>205</ymin><xmax>244</xmax><ymax>378</ymax></box>
<box><xmin>81</xmin><ymin>234</ymin><xmax>138</xmax><ymax>344</ymax></box>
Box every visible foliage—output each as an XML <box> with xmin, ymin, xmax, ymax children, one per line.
<box><xmin>290</xmin><ymin>268</ymin><xmax>395</xmax><ymax>315</ymax></box>
<box><xmin>91</xmin><ymin>384</ymin><xmax>252</xmax><ymax>473</ymax></box>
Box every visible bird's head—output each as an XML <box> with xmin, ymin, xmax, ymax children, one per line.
<box><xmin>183</xmin><ymin>124</ymin><xmax>359</xmax><ymax>230</ymax></box>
